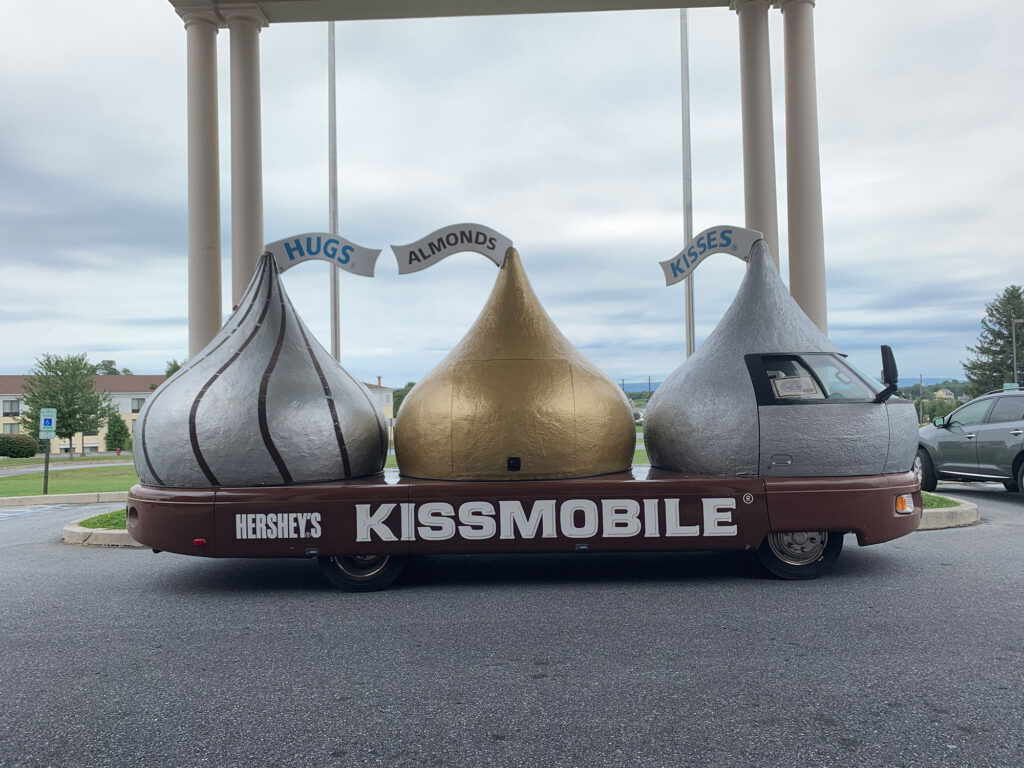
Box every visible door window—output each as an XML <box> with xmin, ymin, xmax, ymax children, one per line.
<box><xmin>987</xmin><ymin>397</ymin><xmax>1024</xmax><ymax>424</ymax></box>
<box><xmin>760</xmin><ymin>354</ymin><xmax>875</xmax><ymax>402</ymax></box>
<box><xmin>948</xmin><ymin>399</ymin><xmax>992</xmax><ymax>427</ymax></box>
<box><xmin>800</xmin><ymin>355</ymin><xmax>877</xmax><ymax>400</ymax></box>
<box><xmin>763</xmin><ymin>358</ymin><xmax>825</xmax><ymax>400</ymax></box>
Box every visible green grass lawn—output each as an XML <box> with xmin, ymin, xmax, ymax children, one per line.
<box><xmin>0</xmin><ymin>465</ymin><xmax>140</xmax><ymax>497</ymax></box>
<box><xmin>0</xmin><ymin>453</ymin><xmax>133</xmax><ymax>469</ymax></box>
<box><xmin>78</xmin><ymin>508</ymin><xmax>127</xmax><ymax>529</ymax></box>
<box><xmin>921</xmin><ymin>492</ymin><xmax>958</xmax><ymax>509</ymax></box>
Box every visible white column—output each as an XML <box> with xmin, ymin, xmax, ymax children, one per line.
<box><xmin>782</xmin><ymin>0</ymin><xmax>827</xmax><ymax>333</ymax></box>
<box><xmin>180</xmin><ymin>8</ymin><xmax>222</xmax><ymax>358</ymax></box>
<box><xmin>224</xmin><ymin>5</ymin><xmax>266</xmax><ymax>305</ymax></box>
<box><xmin>733</xmin><ymin>0</ymin><xmax>780</xmax><ymax>264</ymax></box>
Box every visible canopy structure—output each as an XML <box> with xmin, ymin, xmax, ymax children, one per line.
<box><xmin>170</xmin><ymin>1</ymin><xmax>731</xmax><ymax>22</ymax></box>
<box><xmin>169</xmin><ymin>0</ymin><xmax>828</xmax><ymax>356</ymax></box>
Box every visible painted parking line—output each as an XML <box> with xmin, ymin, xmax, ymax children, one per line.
<box><xmin>0</xmin><ymin>504</ymin><xmax>73</xmax><ymax>519</ymax></box>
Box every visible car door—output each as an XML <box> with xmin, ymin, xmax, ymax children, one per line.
<box><xmin>932</xmin><ymin>398</ymin><xmax>993</xmax><ymax>475</ymax></box>
<box><xmin>754</xmin><ymin>353</ymin><xmax>889</xmax><ymax>477</ymax></box>
<box><xmin>974</xmin><ymin>396</ymin><xmax>1024</xmax><ymax>478</ymax></box>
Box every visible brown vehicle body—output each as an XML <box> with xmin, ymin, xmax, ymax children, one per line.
<box><xmin>126</xmin><ymin>468</ymin><xmax>921</xmax><ymax>559</ymax></box>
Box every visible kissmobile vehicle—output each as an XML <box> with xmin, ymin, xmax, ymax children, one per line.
<box><xmin>127</xmin><ymin>225</ymin><xmax>921</xmax><ymax>590</ymax></box>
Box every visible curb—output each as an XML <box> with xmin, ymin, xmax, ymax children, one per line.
<box><xmin>918</xmin><ymin>499</ymin><xmax>980</xmax><ymax>531</ymax></box>
<box><xmin>0</xmin><ymin>491</ymin><xmax>128</xmax><ymax>507</ymax></box>
<box><xmin>62</xmin><ymin>516</ymin><xmax>144</xmax><ymax>548</ymax></box>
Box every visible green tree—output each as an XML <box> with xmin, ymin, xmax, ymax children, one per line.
<box><xmin>393</xmin><ymin>381</ymin><xmax>416</xmax><ymax>412</ymax></box>
<box><xmin>19</xmin><ymin>353</ymin><xmax>115</xmax><ymax>458</ymax></box>
<box><xmin>918</xmin><ymin>398</ymin><xmax>958</xmax><ymax>424</ymax></box>
<box><xmin>962</xmin><ymin>285</ymin><xmax>1024</xmax><ymax>397</ymax></box>
<box><xmin>94</xmin><ymin>359</ymin><xmax>132</xmax><ymax>375</ymax></box>
<box><xmin>165</xmin><ymin>358</ymin><xmax>185</xmax><ymax>377</ymax></box>
<box><xmin>103</xmin><ymin>411</ymin><xmax>131</xmax><ymax>452</ymax></box>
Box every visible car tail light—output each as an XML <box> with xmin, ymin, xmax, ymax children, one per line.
<box><xmin>193</xmin><ymin>538</ymin><xmax>207</xmax><ymax>547</ymax></box>
<box><xmin>895</xmin><ymin>494</ymin><xmax>914</xmax><ymax>514</ymax></box>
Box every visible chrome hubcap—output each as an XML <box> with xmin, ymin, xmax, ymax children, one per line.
<box><xmin>767</xmin><ymin>531</ymin><xmax>828</xmax><ymax>566</ymax></box>
<box><xmin>331</xmin><ymin>554</ymin><xmax>389</xmax><ymax>579</ymax></box>
<box><xmin>912</xmin><ymin>455</ymin><xmax>923</xmax><ymax>487</ymax></box>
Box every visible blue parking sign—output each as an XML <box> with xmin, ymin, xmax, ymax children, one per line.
<box><xmin>39</xmin><ymin>408</ymin><xmax>57</xmax><ymax>440</ymax></box>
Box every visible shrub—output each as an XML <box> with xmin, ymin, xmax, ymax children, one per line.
<box><xmin>0</xmin><ymin>434</ymin><xmax>39</xmax><ymax>458</ymax></box>
<box><xmin>104</xmin><ymin>414</ymin><xmax>130</xmax><ymax>452</ymax></box>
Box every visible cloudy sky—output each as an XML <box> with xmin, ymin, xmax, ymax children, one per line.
<box><xmin>1</xmin><ymin>1</ymin><xmax>1021</xmax><ymax>387</ymax></box>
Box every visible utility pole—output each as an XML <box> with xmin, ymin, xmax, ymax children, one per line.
<box><xmin>918</xmin><ymin>373</ymin><xmax>924</xmax><ymax>423</ymax></box>
<box><xmin>1012</xmin><ymin>318</ymin><xmax>1022</xmax><ymax>387</ymax></box>
<box><xmin>680</xmin><ymin>9</ymin><xmax>695</xmax><ymax>357</ymax></box>
<box><xmin>328</xmin><ymin>22</ymin><xmax>341</xmax><ymax>361</ymax></box>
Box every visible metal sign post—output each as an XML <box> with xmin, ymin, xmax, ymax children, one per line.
<box><xmin>38</xmin><ymin>408</ymin><xmax>56</xmax><ymax>495</ymax></box>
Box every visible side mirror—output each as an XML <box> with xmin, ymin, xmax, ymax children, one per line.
<box><xmin>933</xmin><ymin>417</ymin><xmax>946</xmax><ymax>428</ymax></box>
<box><xmin>874</xmin><ymin>345</ymin><xmax>900</xmax><ymax>403</ymax></box>
<box><xmin>880</xmin><ymin>345</ymin><xmax>898</xmax><ymax>386</ymax></box>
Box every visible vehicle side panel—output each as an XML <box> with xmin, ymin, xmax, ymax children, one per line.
<box><xmin>762</xmin><ymin>471</ymin><xmax>921</xmax><ymax>545</ymax></box>
<box><xmin>127</xmin><ymin>485</ymin><xmax>217</xmax><ymax>556</ymax></box>
<box><xmin>401</xmin><ymin>473</ymin><xmax>769</xmax><ymax>554</ymax></box>
<box><xmin>127</xmin><ymin>471</ymin><xmax>921</xmax><ymax>557</ymax></box>
<box><xmin>214</xmin><ymin>477</ymin><xmax>410</xmax><ymax>558</ymax></box>
<box><xmin>884</xmin><ymin>401</ymin><xmax>919</xmax><ymax>473</ymax></box>
<box><xmin>758</xmin><ymin>403</ymin><xmax>889</xmax><ymax>476</ymax></box>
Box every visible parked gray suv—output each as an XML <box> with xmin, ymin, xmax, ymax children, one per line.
<box><xmin>915</xmin><ymin>389</ymin><xmax>1024</xmax><ymax>495</ymax></box>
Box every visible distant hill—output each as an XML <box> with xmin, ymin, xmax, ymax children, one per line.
<box><xmin>622</xmin><ymin>381</ymin><xmax>662</xmax><ymax>394</ymax></box>
<box><xmin>898</xmin><ymin>377</ymin><xmax>961</xmax><ymax>388</ymax></box>
<box><xmin>621</xmin><ymin>377</ymin><xmax>960</xmax><ymax>394</ymax></box>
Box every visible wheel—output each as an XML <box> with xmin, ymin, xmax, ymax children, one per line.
<box><xmin>1019</xmin><ymin>463</ymin><xmax>1024</xmax><ymax>498</ymax></box>
<box><xmin>318</xmin><ymin>553</ymin><xmax>406</xmax><ymax>592</ymax></box>
<box><xmin>756</xmin><ymin>531</ymin><xmax>843</xmax><ymax>580</ymax></box>
<box><xmin>914</xmin><ymin>448</ymin><xmax>937</xmax><ymax>492</ymax></box>
<box><xmin>1003</xmin><ymin>481</ymin><xmax>1019</xmax><ymax>493</ymax></box>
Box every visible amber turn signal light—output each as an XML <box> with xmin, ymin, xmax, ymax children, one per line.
<box><xmin>895</xmin><ymin>494</ymin><xmax>914</xmax><ymax>514</ymax></box>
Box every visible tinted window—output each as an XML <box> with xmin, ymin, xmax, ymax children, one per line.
<box><xmin>763</xmin><ymin>357</ymin><xmax>825</xmax><ymax>400</ymax></box>
<box><xmin>841</xmin><ymin>359</ymin><xmax>885</xmax><ymax>395</ymax></box>
<box><xmin>801</xmin><ymin>355</ymin><xmax>876</xmax><ymax>400</ymax></box>
<box><xmin>949</xmin><ymin>399</ymin><xmax>992</xmax><ymax>427</ymax></box>
<box><xmin>760</xmin><ymin>354</ymin><xmax>875</xmax><ymax>402</ymax></box>
<box><xmin>987</xmin><ymin>397</ymin><xmax>1024</xmax><ymax>424</ymax></box>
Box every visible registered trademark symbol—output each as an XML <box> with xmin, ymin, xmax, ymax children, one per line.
<box><xmin>742</xmin><ymin>493</ymin><xmax>753</xmax><ymax>504</ymax></box>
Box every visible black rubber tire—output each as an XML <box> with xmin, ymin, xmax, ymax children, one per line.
<box><xmin>1019</xmin><ymin>463</ymin><xmax>1024</xmax><ymax>499</ymax></box>
<box><xmin>1003</xmin><ymin>481</ymin><xmax>1019</xmax><ymax>493</ymax></box>
<box><xmin>755</xmin><ymin>531</ymin><xmax>844</xmax><ymax>580</ymax></box>
<box><xmin>916</xmin><ymin>448</ymin><xmax>938</xmax><ymax>492</ymax></box>
<box><xmin>318</xmin><ymin>554</ymin><xmax>407</xmax><ymax>592</ymax></box>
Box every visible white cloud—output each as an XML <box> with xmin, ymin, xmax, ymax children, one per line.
<box><xmin>1</xmin><ymin>1</ymin><xmax>1022</xmax><ymax>387</ymax></box>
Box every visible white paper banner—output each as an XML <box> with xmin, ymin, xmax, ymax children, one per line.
<box><xmin>659</xmin><ymin>225</ymin><xmax>763</xmax><ymax>286</ymax></box>
<box><xmin>265</xmin><ymin>233</ymin><xmax>381</xmax><ymax>277</ymax></box>
<box><xmin>392</xmin><ymin>223</ymin><xmax>513</xmax><ymax>274</ymax></box>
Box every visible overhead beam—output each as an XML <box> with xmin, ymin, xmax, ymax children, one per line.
<box><xmin>170</xmin><ymin>0</ymin><xmax>729</xmax><ymax>25</ymax></box>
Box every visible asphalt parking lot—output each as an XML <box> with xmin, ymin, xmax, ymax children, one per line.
<box><xmin>1</xmin><ymin>485</ymin><xmax>1022</xmax><ymax>768</ymax></box>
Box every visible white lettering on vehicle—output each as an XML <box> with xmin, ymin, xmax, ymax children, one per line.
<box><xmin>352</xmin><ymin>497</ymin><xmax>740</xmax><ymax>543</ymax></box>
<box><xmin>234</xmin><ymin>512</ymin><xmax>322</xmax><ymax>540</ymax></box>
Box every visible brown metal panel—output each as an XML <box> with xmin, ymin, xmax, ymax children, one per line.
<box><xmin>214</xmin><ymin>477</ymin><xmax>410</xmax><ymax>557</ymax></box>
<box><xmin>762</xmin><ymin>471</ymin><xmax>921</xmax><ymax>545</ymax></box>
<box><xmin>127</xmin><ymin>484</ymin><xmax>217</xmax><ymax>556</ymax></box>
<box><xmin>129</xmin><ymin>471</ymin><xmax>922</xmax><ymax>561</ymax></box>
<box><xmin>402</xmin><ymin>472</ymin><xmax>769</xmax><ymax>554</ymax></box>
